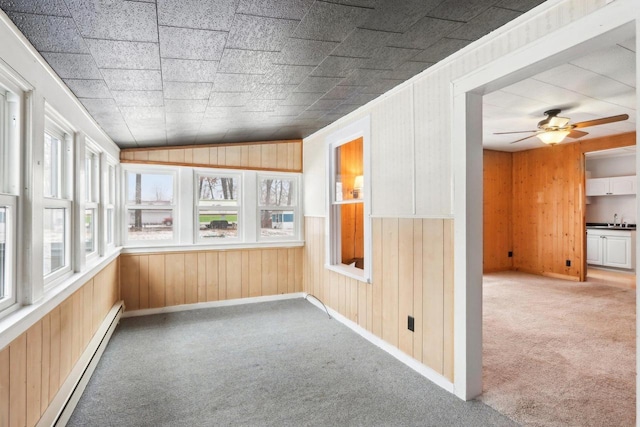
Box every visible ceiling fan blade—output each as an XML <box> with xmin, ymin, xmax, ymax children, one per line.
<box><xmin>493</xmin><ymin>130</ymin><xmax>537</xmax><ymax>135</ymax></box>
<box><xmin>510</xmin><ymin>134</ymin><xmax>538</xmax><ymax>144</ymax></box>
<box><xmin>568</xmin><ymin>129</ymin><xmax>588</xmax><ymax>139</ymax></box>
<box><xmin>572</xmin><ymin>114</ymin><xmax>629</xmax><ymax>129</ymax></box>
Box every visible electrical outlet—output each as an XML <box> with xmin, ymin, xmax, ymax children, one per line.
<box><xmin>566</xmin><ymin>260</ymin><xmax>571</xmax><ymax>267</ymax></box>
<box><xmin>508</xmin><ymin>251</ymin><xmax>513</xmax><ymax>258</ymax></box>
<box><xmin>408</xmin><ymin>316</ymin><xmax>414</xmax><ymax>332</ymax></box>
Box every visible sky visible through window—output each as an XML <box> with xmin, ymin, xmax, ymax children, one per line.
<box><xmin>126</xmin><ymin>173</ymin><xmax>173</xmax><ymax>204</ymax></box>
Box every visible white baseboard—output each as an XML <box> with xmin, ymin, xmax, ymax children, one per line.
<box><xmin>37</xmin><ymin>301</ymin><xmax>124</xmax><ymax>427</ymax></box>
<box><xmin>304</xmin><ymin>294</ymin><xmax>455</xmax><ymax>394</ymax></box>
<box><xmin>122</xmin><ymin>293</ymin><xmax>307</xmax><ymax>318</ymax></box>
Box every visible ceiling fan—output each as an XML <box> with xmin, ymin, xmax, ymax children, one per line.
<box><xmin>495</xmin><ymin>109</ymin><xmax>630</xmax><ymax>145</ymax></box>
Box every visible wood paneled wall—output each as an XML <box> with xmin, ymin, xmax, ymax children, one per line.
<box><xmin>120</xmin><ymin>248</ymin><xmax>303</xmax><ymax>311</ymax></box>
<box><xmin>483</xmin><ymin>150</ymin><xmax>513</xmax><ymax>273</ymax></box>
<box><xmin>484</xmin><ymin>132</ymin><xmax>636</xmax><ymax>280</ymax></box>
<box><xmin>120</xmin><ymin>140</ymin><xmax>302</xmax><ymax>172</ymax></box>
<box><xmin>304</xmin><ymin>216</ymin><xmax>454</xmax><ymax>381</ymax></box>
<box><xmin>0</xmin><ymin>259</ymin><xmax>119</xmax><ymax>427</ymax></box>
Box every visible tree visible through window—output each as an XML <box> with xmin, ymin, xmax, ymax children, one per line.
<box><xmin>197</xmin><ymin>174</ymin><xmax>239</xmax><ymax>240</ymax></box>
<box><xmin>258</xmin><ymin>176</ymin><xmax>296</xmax><ymax>238</ymax></box>
<box><xmin>125</xmin><ymin>171</ymin><xmax>174</xmax><ymax>242</ymax></box>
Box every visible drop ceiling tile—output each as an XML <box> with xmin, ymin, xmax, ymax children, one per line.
<box><xmin>359</xmin><ymin>0</ymin><xmax>440</xmax><ymax>32</ymax></box>
<box><xmin>103</xmin><ymin>128</ymin><xmax>137</xmax><ymax>145</ymax></box>
<box><xmin>381</xmin><ymin>61</ymin><xmax>433</xmax><ymax>80</ymax></box>
<box><xmin>165</xmin><ymin>112</ymin><xmax>204</xmax><ymax>126</ymax></box>
<box><xmin>129</xmin><ymin>128</ymin><xmax>167</xmax><ymax>143</ymax></box>
<box><xmin>273</xmin><ymin>105</ymin><xmax>305</xmax><ymax>116</ymax></box>
<box><xmin>330</xmin><ymin>28</ymin><xmax>393</xmax><ymax>58</ymax></box>
<box><xmin>331</xmin><ymin>102</ymin><xmax>360</xmax><ymax>115</ymax></box>
<box><xmin>164</xmin><ymin>99</ymin><xmax>208</xmax><ymax>113</ymax></box>
<box><xmin>323</xmin><ymin>0</ymin><xmax>377</xmax><ymax>8</ymax></box>
<box><xmin>79</xmin><ymin>98</ymin><xmax>121</xmax><ymax>117</ymax></box>
<box><xmin>112</xmin><ymin>90</ymin><xmax>164</xmax><ymax>107</ymax></box>
<box><xmin>252</xmin><ymin>84</ymin><xmax>297</xmax><ymax>100</ymax></box>
<box><xmin>204</xmin><ymin>106</ymin><xmax>244</xmax><ymax>118</ymax></box>
<box><xmin>162</xmin><ymin>59</ymin><xmax>219</xmax><ymax>83</ymax></box>
<box><xmin>102</xmin><ymin>69</ymin><xmax>162</xmax><ymax>91</ymax></box>
<box><xmin>0</xmin><ymin>0</ymin><xmax>70</xmax><ymax>16</ymax></box>
<box><xmin>159</xmin><ymin>26</ymin><xmax>227</xmax><ymax>61</ymax></box>
<box><xmin>213</xmin><ymin>73</ymin><xmax>263</xmax><ymax>92</ymax></box>
<box><xmin>570</xmin><ymin>45</ymin><xmax>636</xmax><ymax>88</ymax></box>
<box><xmin>339</xmin><ymin>68</ymin><xmax>385</xmax><ymax>86</ymax></box>
<box><xmin>236</xmin><ymin>0</ymin><xmax>313</xmax><ymax>20</ymax></box>
<box><xmin>165</xmin><ymin>130</ymin><xmax>198</xmax><ymax>145</ymax></box>
<box><xmin>322</xmin><ymin>85</ymin><xmax>361</xmax><ymax>100</ymax></box>
<box><xmin>618</xmin><ymin>37</ymin><xmax>635</xmax><ymax>53</ymax></box>
<box><xmin>388</xmin><ymin>17</ymin><xmax>463</xmax><ymax>50</ymax></box>
<box><xmin>243</xmin><ymin>99</ymin><xmax>279</xmax><ymax>112</ymax></box>
<box><xmin>157</xmin><ymin>0</ymin><xmax>238</xmax><ymax>31</ymax></box>
<box><xmin>448</xmin><ymin>7</ymin><xmax>521</xmax><ymax>41</ymax></box>
<box><xmin>310</xmin><ymin>56</ymin><xmax>367</xmax><ymax>78</ymax></box>
<box><xmin>121</xmin><ymin>106</ymin><xmax>166</xmax><ymax>122</ymax></box>
<box><xmin>6</xmin><ymin>13</ymin><xmax>88</xmax><ymax>53</ymax></box>
<box><xmin>64</xmin><ymin>79</ymin><xmax>111</xmax><ymax>98</ymax></box>
<box><xmin>295</xmin><ymin>76</ymin><xmax>342</xmax><ymax>93</ymax></box>
<box><xmin>297</xmin><ymin>109</ymin><xmax>327</xmax><ymax>120</ymax></box>
<box><xmin>345</xmin><ymin>92</ymin><xmax>378</xmax><ymax>104</ymax></box>
<box><xmin>164</xmin><ymin>82</ymin><xmax>212</xmax><ymax>100</ymax></box>
<box><xmin>493</xmin><ymin>0</ymin><xmax>546</xmax><ymax>13</ymax></box>
<box><xmin>260</xmin><ymin>64</ymin><xmax>315</xmax><ymax>84</ymax></box>
<box><xmin>280</xmin><ymin>92</ymin><xmax>323</xmax><ymax>106</ymax></box>
<box><xmin>293</xmin><ymin>1</ymin><xmax>371</xmax><ymax>43</ymax></box>
<box><xmin>226</xmin><ymin>14</ymin><xmax>298</xmax><ymax>51</ymax></box>
<box><xmin>41</xmin><ymin>53</ymin><xmax>101</xmax><ymax>79</ymax></box>
<box><xmin>86</xmin><ymin>39</ymin><xmax>160</xmax><ymax>70</ymax></box>
<box><xmin>218</xmin><ymin>49</ymin><xmax>275</xmax><ymax>74</ymax></box>
<box><xmin>64</xmin><ymin>0</ymin><xmax>157</xmax><ymax>42</ymax></box>
<box><xmin>410</xmin><ymin>37</ymin><xmax>472</xmax><ymax>63</ymax></box>
<box><xmin>426</xmin><ymin>0</ymin><xmax>492</xmax><ymax>22</ymax></box>
<box><xmin>307</xmin><ymin>98</ymin><xmax>343</xmax><ymax>111</ymax></box>
<box><xmin>275</xmin><ymin>38</ymin><xmax>339</xmax><ymax>67</ymax></box>
<box><xmin>359</xmin><ymin>78</ymin><xmax>403</xmax><ymax>94</ymax></box>
<box><xmin>361</xmin><ymin>46</ymin><xmax>421</xmax><ymax>70</ymax></box>
<box><xmin>208</xmin><ymin>92</ymin><xmax>252</xmax><ymax>107</ymax></box>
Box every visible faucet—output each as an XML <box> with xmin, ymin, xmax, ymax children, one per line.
<box><xmin>613</xmin><ymin>213</ymin><xmax>618</xmax><ymax>227</ymax></box>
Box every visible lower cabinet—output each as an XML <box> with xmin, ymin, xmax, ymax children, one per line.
<box><xmin>586</xmin><ymin>229</ymin><xmax>634</xmax><ymax>269</ymax></box>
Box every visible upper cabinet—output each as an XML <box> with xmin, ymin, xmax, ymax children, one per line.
<box><xmin>586</xmin><ymin>175</ymin><xmax>636</xmax><ymax>196</ymax></box>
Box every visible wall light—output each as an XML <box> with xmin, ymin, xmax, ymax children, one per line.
<box><xmin>353</xmin><ymin>175</ymin><xmax>364</xmax><ymax>199</ymax></box>
<box><xmin>537</xmin><ymin>130</ymin><xmax>570</xmax><ymax>145</ymax></box>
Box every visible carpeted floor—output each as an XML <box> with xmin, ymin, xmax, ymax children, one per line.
<box><xmin>481</xmin><ymin>271</ymin><xmax>636</xmax><ymax>427</ymax></box>
<box><xmin>69</xmin><ymin>299</ymin><xmax>515</xmax><ymax>426</ymax></box>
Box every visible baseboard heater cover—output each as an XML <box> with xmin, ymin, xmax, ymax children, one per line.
<box><xmin>304</xmin><ymin>294</ymin><xmax>455</xmax><ymax>394</ymax></box>
<box><xmin>36</xmin><ymin>301</ymin><xmax>124</xmax><ymax>427</ymax></box>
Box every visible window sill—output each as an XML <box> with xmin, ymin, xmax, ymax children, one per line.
<box><xmin>122</xmin><ymin>240</ymin><xmax>305</xmax><ymax>254</ymax></box>
<box><xmin>0</xmin><ymin>248</ymin><xmax>122</xmax><ymax>350</ymax></box>
<box><xmin>325</xmin><ymin>263</ymin><xmax>371</xmax><ymax>283</ymax></box>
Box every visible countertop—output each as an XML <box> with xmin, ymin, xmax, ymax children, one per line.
<box><xmin>586</xmin><ymin>222</ymin><xmax>636</xmax><ymax>230</ymax></box>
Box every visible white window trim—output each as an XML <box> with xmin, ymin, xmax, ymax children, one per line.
<box><xmin>194</xmin><ymin>170</ymin><xmax>242</xmax><ymax>244</ymax></box>
<box><xmin>0</xmin><ymin>195</ymin><xmax>17</xmax><ymax>313</ymax></box>
<box><xmin>84</xmin><ymin>145</ymin><xmax>100</xmax><ymax>261</ymax></box>
<box><xmin>122</xmin><ymin>165</ymin><xmax>178</xmax><ymax>246</ymax></box>
<box><xmin>104</xmin><ymin>160</ymin><xmax>117</xmax><ymax>251</ymax></box>
<box><xmin>257</xmin><ymin>172</ymin><xmax>302</xmax><ymax>243</ymax></box>
<box><xmin>325</xmin><ymin>115</ymin><xmax>372</xmax><ymax>283</ymax></box>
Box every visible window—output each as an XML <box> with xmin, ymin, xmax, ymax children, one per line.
<box><xmin>43</xmin><ymin>121</ymin><xmax>72</xmax><ymax>282</ymax></box>
<box><xmin>258</xmin><ymin>174</ymin><xmax>299</xmax><ymax>240</ymax></box>
<box><xmin>105</xmin><ymin>163</ymin><xmax>116</xmax><ymax>247</ymax></box>
<box><xmin>85</xmin><ymin>148</ymin><xmax>99</xmax><ymax>257</ymax></box>
<box><xmin>327</xmin><ymin>116</ymin><xmax>370</xmax><ymax>282</ymax></box>
<box><xmin>125</xmin><ymin>170</ymin><xmax>175</xmax><ymax>243</ymax></box>
<box><xmin>196</xmin><ymin>173</ymin><xmax>240</xmax><ymax>241</ymax></box>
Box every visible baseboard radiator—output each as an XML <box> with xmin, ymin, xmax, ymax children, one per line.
<box><xmin>36</xmin><ymin>301</ymin><xmax>124</xmax><ymax>427</ymax></box>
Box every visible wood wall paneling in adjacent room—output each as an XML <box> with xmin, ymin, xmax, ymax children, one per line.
<box><xmin>483</xmin><ymin>150</ymin><xmax>513</xmax><ymax>273</ymax></box>
<box><xmin>120</xmin><ymin>140</ymin><xmax>303</xmax><ymax>173</ymax></box>
<box><xmin>303</xmin><ymin>216</ymin><xmax>454</xmax><ymax>381</ymax></box>
<box><xmin>119</xmin><ymin>248</ymin><xmax>304</xmax><ymax>311</ymax></box>
<box><xmin>0</xmin><ymin>259</ymin><xmax>120</xmax><ymax>427</ymax></box>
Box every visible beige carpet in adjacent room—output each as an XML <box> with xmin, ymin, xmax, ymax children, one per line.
<box><xmin>481</xmin><ymin>271</ymin><xmax>635</xmax><ymax>427</ymax></box>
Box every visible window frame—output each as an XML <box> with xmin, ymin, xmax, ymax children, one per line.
<box><xmin>194</xmin><ymin>170</ymin><xmax>242</xmax><ymax>244</ymax></box>
<box><xmin>43</xmin><ymin>120</ymin><xmax>74</xmax><ymax>287</ymax></box>
<box><xmin>84</xmin><ymin>144</ymin><xmax>100</xmax><ymax>260</ymax></box>
<box><xmin>256</xmin><ymin>172</ymin><xmax>301</xmax><ymax>242</ymax></box>
<box><xmin>104</xmin><ymin>161</ymin><xmax>117</xmax><ymax>251</ymax></box>
<box><xmin>123</xmin><ymin>165</ymin><xmax>178</xmax><ymax>246</ymax></box>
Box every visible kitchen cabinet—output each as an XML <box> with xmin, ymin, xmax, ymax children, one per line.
<box><xmin>586</xmin><ymin>229</ymin><xmax>634</xmax><ymax>269</ymax></box>
<box><xmin>585</xmin><ymin>176</ymin><xmax>636</xmax><ymax>196</ymax></box>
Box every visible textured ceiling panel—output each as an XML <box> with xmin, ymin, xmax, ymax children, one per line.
<box><xmin>1</xmin><ymin>0</ymin><xmax>551</xmax><ymax>148</ymax></box>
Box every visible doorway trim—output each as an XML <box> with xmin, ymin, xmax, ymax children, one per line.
<box><xmin>450</xmin><ymin>0</ymin><xmax>638</xmax><ymax>401</ymax></box>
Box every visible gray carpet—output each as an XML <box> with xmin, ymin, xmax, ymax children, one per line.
<box><xmin>69</xmin><ymin>299</ymin><xmax>515</xmax><ymax>426</ymax></box>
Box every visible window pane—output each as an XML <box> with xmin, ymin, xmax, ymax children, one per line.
<box><xmin>0</xmin><ymin>207</ymin><xmax>6</xmax><ymax>298</ymax></box>
<box><xmin>126</xmin><ymin>173</ymin><xmax>173</xmax><ymax>205</ymax></box>
<box><xmin>85</xmin><ymin>209</ymin><xmax>95</xmax><ymax>253</ymax></box>
<box><xmin>259</xmin><ymin>210</ymin><xmax>295</xmax><ymax>237</ymax></box>
<box><xmin>43</xmin><ymin>208</ymin><xmax>65</xmax><ymax>275</ymax></box>
<box><xmin>197</xmin><ymin>176</ymin><xmax>238</xmax><ymax>205</ymax></box>
<box><xmin>85</xmin><ymin>155</ymin><xmax>92</xmax><ymax>202</ymax></box>
<box><xmin>44</xmin><ymin>133</ymin><xmax>61</xmax><ymax>198</ymax></box>
<box><xmin>334</xmin><ymin>137</ymin><xmax>363</xmax><ymax>202</ymax></box>
<box><xmin>198</xmin><ymin>209</ymin><xmax>238</xmax><ymax>239</ymax></box>
<box><xmin>108</xmin><ymin>165</ymin><xmax>115</xmax><ymax>204</ymax></box>
<box><xmin>107</xmin><ymin>208</ymin><xmax>114</xmax><ymax>245</ymax></box>
<box><xmin>259</xmin><ymin>179</ymin><xmax>296</xmax><ymax>206</ymax></box>
<box><xmin>127</xmin><ymin>209</ymin><xmax>173</xmax><ymax>241</ymax></box>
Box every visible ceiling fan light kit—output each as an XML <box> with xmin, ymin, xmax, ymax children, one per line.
<box><xmin>537</xmin><ymin>129</ymin><xmax>571</xmax><ymax>145</ymax></box>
